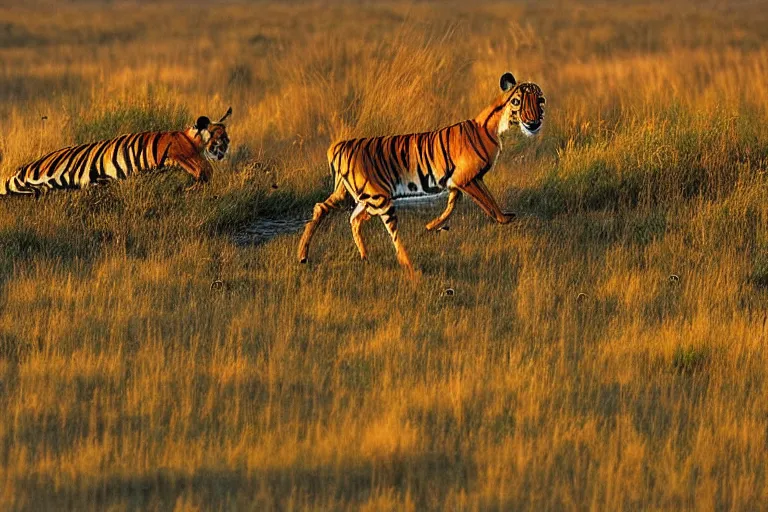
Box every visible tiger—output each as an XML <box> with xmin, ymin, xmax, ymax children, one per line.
<box><xmin>0</xmin><ymin>107</ymin><xmax>232</xmax><ymax>198</ymax></box>
<box><xmin>297</xmin><ymin>72</ymin><xmax>545</xmax><ymax>274</ymax></box>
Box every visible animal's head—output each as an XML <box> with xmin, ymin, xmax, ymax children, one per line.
<box><xmin>498</xmin><ymin>73</ymin><xmax>545</xmax><ymax>137</ymax></box>
<box><xmin>192</xmin><ymin>107</ymin><xmax>232</xmax><ymax>160</ymax></box>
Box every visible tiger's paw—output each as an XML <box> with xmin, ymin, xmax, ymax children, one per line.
<box><xmin>426</xmin><ymin>219</ymin><xmax>448</xmax><ymax>231</ymax></box>
<box><xmin>502</xmin><ymin>211</ymin><xmax>517</xmax><ymax>224</ymax></box>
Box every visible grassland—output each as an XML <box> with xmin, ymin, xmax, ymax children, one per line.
<box><xmin>1</xmin><ymin>0</ymin><xmax>768</xmax><ymax>509</ymax></box>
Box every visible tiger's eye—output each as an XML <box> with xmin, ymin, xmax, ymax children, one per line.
<box><xmin>511</xmin><ymin>98</ymin><xmax>520</xmax><ymax>106</ymax></box>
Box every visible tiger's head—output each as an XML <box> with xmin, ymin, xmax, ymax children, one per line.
<box><xmin>192</xmin><ymin>107</ymin><xmax>232</xmax><ymax>161</ymax></box>
<box><xmin>498</xmin><ymin>73</ymin><xmax>545</xmax><ymax>137</ymax></box>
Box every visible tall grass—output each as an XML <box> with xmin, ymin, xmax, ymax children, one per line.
<box><xmin>1</xmin><ymin>0</ymin><xmax>768</xmax><ymax>509</ymax></box>
<box><xmin>72</xmin><ymin>98</ymin><xmax>190</xmax><ymax>144</ymax></box>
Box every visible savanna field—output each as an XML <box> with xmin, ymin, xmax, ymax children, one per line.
<box><xmin>1</xmin><ymin>0</ymin><xmax>768</xmax><ymax>509</ymax></box>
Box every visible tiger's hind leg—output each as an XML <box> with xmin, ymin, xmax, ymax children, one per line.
<box><xmin>298</xmin><ymin>181</ymin><xmax>348</xmax><ymax>263</ymax></box>
<box><xmin>4</xmin><ymin>176</ymin><xmax>42</xmax><ymax>198</ymax></box>
<box><xmin>377</xmin><ymin>202</ymin><xmax>415</xmax><ymax>277</ymax></box>
<box><xmin>350</xmin><ymin>202</ymin><xmax>371</xmax><ymax>260</ymax></box>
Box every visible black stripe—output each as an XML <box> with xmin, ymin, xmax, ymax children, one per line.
<box><xmin>27</xmin><ymin>155</ymin><xmax>49</xmax><ymax>181</ymax></box>
<box><xmin>387</xmin><ymin>137</ymin><xmax>399</xmax><ymax>169</ymax></box>
<box><xmin>414</xmin><ymin>132</ymin><xmax>442</xmax><ymax>194</ymax></box>
<box><xmin>71</xmin><ymin>143</ymin><xmax>97</xmax><ymax>185</ymax></box>
<box><xmin>50</xmin><ymin>145</ymin><xmax>88</xmax><ymax>180</ymax></box>
<box><xmin>139</xmin><ymin>133</ymin><xmax>151</xmax><ymax>170</ymax></box>
<box><xmin>43</xmin><ymin>149</ymin><xmax>73</xmax><ymax>180</ymax></box>
<box><xmin>437</xmin><ymin>128</ymin><xmax>452</xmax><ymax>174</ymax></box>
<box><xmin>48</xmin><ymin>147</ymin><xmax>80</xmax><ymax>181</ymax></box>
<box><xmin>465</xmin><ymin>123</ymin><xmax>490</xmax><ymax>164</ymax></box>
<box><xmin>374</xmin><ymin>138</ymin><xmax>397</xmax><ymax>191</ymax></box>
<box><xmin>24</xmin><ymin>148</ymin><xmax>63</xmax><ymax>180</ymax></box>
<box><xmin>150</xmin><ymin>134</ymin><xmax>162</xmax><ymax>167</ymax></box>
<box><xmin>88</xmin><ymin>140</ymin><xmax>111</xmax><ymax>184</ymax></box>
<box><xmin>127</xmin><ymin>133</ymin><xmax>144</xmax><ymax>174</ymax></box>
<box><xmin>157</xmin><ymin>141</ymin><xmax>172</xmax><ymax>168</ymax></box>
<box><xmin>369</xmin><ymin>195</ymin><xmax>388</xmax><ymax>208</ymax></box>
<box><xmin>129</xmin><ymin>133</ymin><xmax>143</xmax><ymax>169</ymax></box>
<box><xmin>483</xmin><ymin>101</ymin><xmax>508</xmax><ymax>128</ymax></box>
<box><xmin>121</xmin><ymin>134</ymin><xmax>138</xmax><ymax>178</ymax></box>
<box><xmin>399</xmin><ymin>139</ymin><xmax>409</xmax><ymax>169</ymax></box>
<box><xmin>109</xmin><ymin>135</ymin><xmax>130</xmax><ymax>179</ymax></box>
<box><xmin>332</xmin><ymin>143</ymin><xmax>345</xmax><ymax>175</ymax></box>
<box><xmin>343</xmin><ymin>139</ymin><xmax>365</xmax><ymax>178</ymax></box>
<box><xmin>366</xmin><ymin>139</ymin><xmax>393</xmax><ymax>192</ymax></box>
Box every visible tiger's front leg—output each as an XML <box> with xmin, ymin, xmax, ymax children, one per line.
<box><xmin>175</xmin><ymin>155</ymin><xmax>214</xmax><ymax>187</ymax></box>
<box><xmin>460</xmin><ymin>178</ymin><xmax>515</xmax><ymax>224</ymax></box>
<box><xmin>426</xmin><ymin>188</ymin><xmax>461</xmax><ymax>231</ymax></box>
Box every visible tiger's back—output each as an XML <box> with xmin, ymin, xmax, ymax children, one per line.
<box><xmin>7</xmin><ymin>132</ymin><xmax>177</xmax><ymax>195</ymax></box>
<box><xmin>328</xmin><ymin>120</ymin><xmax>498</xmax><ymax>206</ymax></box>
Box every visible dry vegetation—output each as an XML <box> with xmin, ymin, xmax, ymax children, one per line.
<box><xmin>1</xmin><ymin>0</ymin><xmax>768</xmax><ymax>509</ymax></box>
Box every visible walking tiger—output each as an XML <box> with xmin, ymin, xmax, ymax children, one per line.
<box><xmin>297</xmin><ymin>73</ymin><xmax>545</xmax><ymax>274</ymax></box>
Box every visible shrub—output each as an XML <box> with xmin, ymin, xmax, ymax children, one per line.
<box><xmin>72</xmin><ymin>100</ymin><xmax>189</xmax><ymax>144</ymax></box>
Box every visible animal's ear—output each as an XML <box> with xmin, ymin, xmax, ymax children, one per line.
<box><xmin>195</xmin><ymin>116</ymin><xmax>211</xmax><ymax>130</ymax></box>
<box><xmin>500</xmin><ymin>72</ymin><xmax>517</xmax><ymax>92</ymax></box>
<box><xmin>218</xmin><ymin>106</ymin><xmax>233</xmax><ymax>123</ymax></box>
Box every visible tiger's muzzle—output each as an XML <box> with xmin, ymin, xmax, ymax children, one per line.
<box><xmin>517</xmin><ymin>85</ymin><xmax>545</xmax><ymax>137</ymax></box>
<box><xmin>207</xmin><ymin>136</ymin><xmax>230</xmax><ymax>161</ymax></box>
<box><xmin>521</xmin><ymin>119</ymin><xmax>542</xmax><ymax>136</ymax></box>
<box><xmin>519</xmin><ymin>103</ymin><xmax>544</xmax><ymax>137</ymax></box>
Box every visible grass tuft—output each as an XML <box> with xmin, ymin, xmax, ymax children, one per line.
<box><xmin>672</xmin><ymin>345</ymin><xmax>710</xmax><ymax>376</ymax></box>
<box><xmin>72</xmin><ymin>99</ymin><xmax>189</xmax><ymax>144</ymax></box>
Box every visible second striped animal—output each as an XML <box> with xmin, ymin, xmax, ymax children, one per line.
<box><xmin>298</xmin><ymin>73</ymin><xmax>545</xmax><ymax>273</ymax></box>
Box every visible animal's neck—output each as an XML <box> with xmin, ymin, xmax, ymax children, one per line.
<box><xmin>472</xmin><ymin>93</ymin><xmax>512</xmax><ymax>154</ymax></box>
<box><xmin>475</xmin><ymin>93</ymin><xmax>510</xmax><ymax>144</ymax></box>
<box><xmin>184</xmin><ymin>128</ymin><xmax>207</xmax><ymax>150</ymax></box>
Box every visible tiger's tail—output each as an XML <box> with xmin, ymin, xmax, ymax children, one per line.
<box><xmin>0</xmin><ymin>173</ymin><xmax>39</xmax><ymax>198</ymax></box>
<box><xmin>0</xmin><ymin>173</ymin><xmax>13</xmax><ymax>196</ymax></box>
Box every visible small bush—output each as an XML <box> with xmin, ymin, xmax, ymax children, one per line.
<box><xmin>72</xmin><ymin>100</ymin><xmax>190</xmax><ymax>144</ymax></box>
<box><xmin>672</xmin><ymin>345</ymin><xmax>709</xmax><ymax>375</ymax></box>
<box><xmin>630</xmin><ymin>211</ymin><xmax>666</xmax><ymax>246</ymax></box>
<box><xmin>749</xmin><ymin>250</ymin><xmax>768</xmax><ymax>289</ymax></box>
<box><xmin>228</xmin><ymin>63</ymin><xmax>253</xmax><ymax>89</ymax></box>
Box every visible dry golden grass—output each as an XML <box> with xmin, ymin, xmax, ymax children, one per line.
<box><xmin>1</xmin><ymin>0</ymin><xmax>768</xmax><ymax>509</ymax></box>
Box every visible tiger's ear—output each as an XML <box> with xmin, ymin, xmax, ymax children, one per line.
<box><xmin>218</xmin><ymin>107</ymin><xmax>233</xmax><ymax>123</ymax></box>
<box><xmin>500</xmin><ymin>72</ymin><xmax>517</xmax><ymax>92</ymax></box>
<box><xmin>195</xmin><ymin>116</ymin><xmax>211</xmax><ymax>130</ymax></box>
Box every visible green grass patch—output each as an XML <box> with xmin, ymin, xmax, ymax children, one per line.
<box><xmin>72</xmin><ymin>99</ymin><xmax>190</xmax><ymax>144</ymax></box>
<box><xmin>672</xmin><ymin>345</ymin><xmax>710</xmax><ymax>376</ymax></box>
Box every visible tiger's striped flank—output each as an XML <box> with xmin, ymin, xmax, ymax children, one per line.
<box><xmin>0</xmin><ymin>107</ymin><xmax>232</xmax><ymax>198</ymax></box>
<box><xmin>297</xmin><ymin>73</ymin><xmax>545</xmax><ymax>274</ymax></box>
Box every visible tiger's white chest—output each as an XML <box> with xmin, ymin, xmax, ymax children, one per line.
<box><xmin>497</xmin><ymin>106</ymin><xmax>512</xmax><ymax>137</ymax></box>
